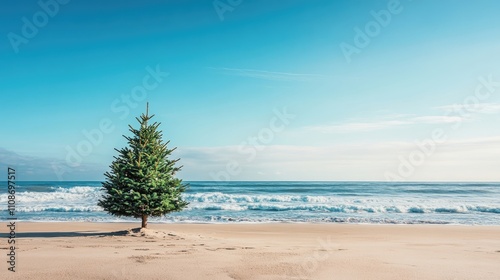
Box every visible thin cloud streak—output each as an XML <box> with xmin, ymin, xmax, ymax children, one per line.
<box><xmin>308</xmin><ymin>115</ymin><xmax>466</xmax><ymax>133</ymax></box>
<box><xmin>436</xmin><ymin>102</ymin><xmax>500</xmax><ymax>114</ymax></box>
<box><xmin>309</xmin><ymin>120</ymin><xmax>411</xmax><ymax>133</ymax></box>
<box><xmin>308</xmin><ymin>102</ymin><xmax>500</xmax><ymax>134</ymax></box>
<box><xmin>208</xmin><ymin>67</ymin><xmax>325</xmax><ymax>82</ymax></box>
<box><xmin>410</xmin><ymin>115</ymin><xmax>464</xmax><ymax>124</ymax></box>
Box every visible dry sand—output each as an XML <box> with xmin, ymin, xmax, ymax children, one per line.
<box><xmin>1</xmin><ymin>222</ymin><xmax>499</xmax><ymax>279</ymax></box>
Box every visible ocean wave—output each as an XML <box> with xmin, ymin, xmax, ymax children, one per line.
<box><xmin>0</xmin><ymin>187</ymin><xmax>101</xmax><ymax>203</ymax></box>
<box><xmin>186</xmin><ymin>203</ymin><xmax>500</xmax><ymax>214</ymax></box>
<box><xmin>8</xmin><ymin>216</ymin><xmax>455</xmax><ymax>225</ymax></box>
<box><xmin>184</xmin><ymin>192</ymin><xmax>342</xmax><ymax>204</ymax></box>
<box><xmin>14</xmin><ymin>206</ymin><xmax>103</xmax><ymax>212</ymax></box>
<box><xmin>403</xmin><ymin>188</ymin><xmax>493</xmax><ymax>194</ymax></box>
<box><xmin>51</xmin><ymin>186</ymin><xmax>100</xmax><ymax>194</ymax></box>
<box><xmin>162</xmin><ymin>216</ymin><xmax>453</xmax><ymax>224</ymax></box>
<box><xmin>0</xmin><ymin>187</ymin><xmax>499</xmax><ymax>217</ymax></box>
<box><xmin>5</xmin><ymin>203</ymin><xmax>498</xmax><ymax>214</ymax></box>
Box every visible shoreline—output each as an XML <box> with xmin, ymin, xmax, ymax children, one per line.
<box><xmin>10</xmin><ymin>220</ymin><xmax>500</xmax><ymax>226</ymax></box>
<box><xmin>6</xmin><ymin>181</ymin><xmax>499</xmax><ymax>226</ymax></box>
<box><xmin>3</xmin><ymin>222</ymin><xmax>500</xmax><ymax>279</ymax></box>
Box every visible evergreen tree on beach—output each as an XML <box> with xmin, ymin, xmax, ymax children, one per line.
<box><xmin>98</xmin><ymin>104</ymin><xmax>188</xmax><ymax>228</ymax></box>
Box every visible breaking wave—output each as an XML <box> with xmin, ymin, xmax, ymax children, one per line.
<box><xmin>0</xmin><ymin>182</ymin><xmax>499</xmax><ymax>224</ymax></box>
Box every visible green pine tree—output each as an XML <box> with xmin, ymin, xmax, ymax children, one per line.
<box><xmin>98</xmin><ymin>104</ymin><xmax>188</xmax><ymax>228</ymax></box>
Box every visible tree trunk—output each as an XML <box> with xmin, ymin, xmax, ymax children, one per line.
<box><xmin>141</xmin><ymin>214</ymin><xmax>148</xmax><ymax>228</ymax></box>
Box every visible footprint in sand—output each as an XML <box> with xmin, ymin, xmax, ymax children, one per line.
<box><xmin>129</xmin><ymin>255</ymin><xmax>159</xmax><ymax>263</ymax></box>
<box><xmin>205</xmin><ymin>247</ymin><xmax>255</xmax><ymax>251</ymax></box>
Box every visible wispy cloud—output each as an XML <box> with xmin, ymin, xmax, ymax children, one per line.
<box><xmin>0</xmin><ymin>147</ymin><xmax>105</xmax><ymax>181</ymax></box>
<box><xmin>208</xmin><ymin>67</ymin><xmax>325</xmax><ymax>82</ymax></box>
<box><xmin>176</xmin><ymin>136</ymin><xmax>500</xmax><ymax>181</ymax></box>
<box><xmin>309</xmin><ymin>120</ymin><xmax>411</xmax><ymax>133</ymax></box>
<box><xmin>436</xmin><ymin>102</ymin><xmax>500</xmax><ymax>114</ymax></box>
<box><xmin>307</xmin><ymin>102</ymin><xmax>500</xmax><ymax>134</ymax></box>
<box><xmin>308</xmin><ymin>115</ymin><xmax>465</xmax><ymax>133</ymax></box>
<box><xmin>410</xmin><ymin>115</ymin><xmax>464</xmax><ymax>124</ymax></box>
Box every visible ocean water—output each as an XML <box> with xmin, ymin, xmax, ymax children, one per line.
<box><xmin>1</xmin><ymin>181</ymin><xmax>499</xmax><ymax>225</ymax></box>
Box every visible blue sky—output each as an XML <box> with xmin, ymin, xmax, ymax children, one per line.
<box><xmin>1</xmin><ymin>0</ymin><xmax>500</xmax><ymax>181</ymax></box>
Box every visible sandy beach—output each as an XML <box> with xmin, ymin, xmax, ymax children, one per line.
<box><xmin>1</xmin><ymin>223</ymin><xmax>499</xmax><ymax>279</ymax></box>
<box><xmin>3</xmin><ymin>0</ymin><xmax>500</xmax><ymax>279</ymax></box>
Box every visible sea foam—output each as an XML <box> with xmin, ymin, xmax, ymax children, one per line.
<box><xmin>0</xmin><ymin>182</ymin><xmax>499</xmax><ymax>225</ymax></box>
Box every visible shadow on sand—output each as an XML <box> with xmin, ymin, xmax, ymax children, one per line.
<box><xmin>0</xmin><ymin>230</ymin><xmax>134</xmax><ymax>238</ymax></box>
